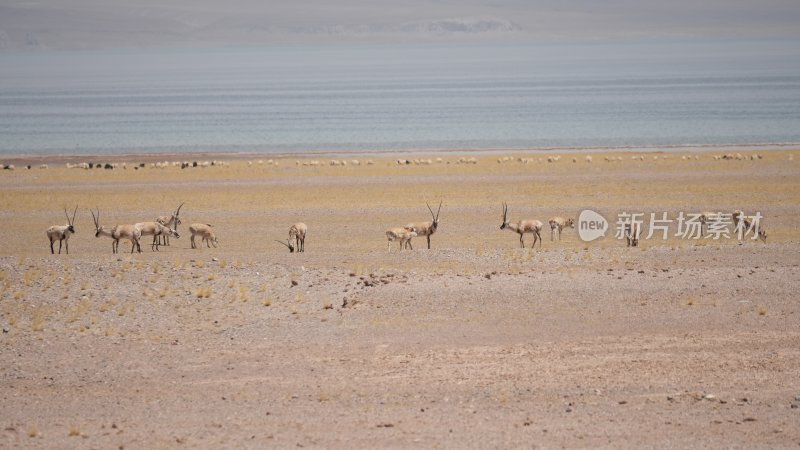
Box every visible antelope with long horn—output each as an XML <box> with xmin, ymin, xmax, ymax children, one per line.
<box><xmin>500</xmin><ymin>203</ymin><xmax>543</xmax><ymax>249</ymax></box>
<box><xmin>288</xmin><ymin>223</ymin><xmax>307</xmax><ymax>252</ymax></box>
<box><xmin>155</xmin><ymin>202</ymin><xmax>184</xmax><ymax>246</ymax></box>
<box><xmin>91</xmin><ymin>208</ymin><xmax>143</xmax><ymax>253</ymax></box>
<box><xmin>406</xmin><ymin>200</ymin><xmax>442</xmax><ymax>249</ymax></box>
<box><xmin>46</xmin><ymin>206</ymin><xmax>78</xmax><ymax>254</ymax></box>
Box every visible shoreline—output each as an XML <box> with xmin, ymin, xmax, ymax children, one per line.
<box><xmin>1</xmin><ymin>142</ymin><xmax>798</xmax><ymax>166</ymax></box>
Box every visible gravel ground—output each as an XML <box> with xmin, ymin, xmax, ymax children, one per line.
<box><xmin>1</xmin><ymin>150</ymin><xmax>799</xmax><ymax>448</ymax></box>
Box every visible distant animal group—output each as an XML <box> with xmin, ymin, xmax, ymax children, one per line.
<box><xmin>46</xmin><ymin>201</ymin><xmax>766</xmax><ymax>255</ymax></box>
<box><xmin>386</xmin><ymin>201</ymin><xmax>577</xmax><ymax>252</ymax></box>
<box><xmin>47</xmin><ymin>203</ymin><xmax>217</xmax><ymax>254</ymax></box>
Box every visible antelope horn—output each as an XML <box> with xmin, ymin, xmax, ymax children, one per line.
<box><xmin>71</xmin><ymin>204</ymin><xmax>78</xmax><ymax>225</ymax></box>
<box><xmin>175</xmin><ymin>202</ymin><xmax>184</xmax><ymax>216</ymax></box>
<box><xmin>436</xmin><ymin>200</ymin><xmax>442</xmax><ymax>220</ymax></box>
<box><xmin>90</xmin><ymin>208</ymin><xmax>98</xmax><ymax>227</ymax></box>
<box><xmin>275</xmin><ymin>240</ymin><xmax>292</xmax><ymax>249</ymax></box>
<box><xmin>64</xmin><ymin>207</ymin><xmax>71</xmax><ymax>223</ymax></box>
<box><xmin>426</xmin><ymin>202</ymin><xmax>435</xmax><ymax>220</ymax></box>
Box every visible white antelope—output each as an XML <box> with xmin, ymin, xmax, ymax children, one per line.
<box><xmin>155</xmin><ymin>202</ymin><xmax>184</xmax><ymax>246</ymax></box>
<box><xmin>289</xmin><ymin>223</ymin><xmax>307</xmax><ymax>252</ymax></box>
<box><xmin>548</xmin><ymin>216</ymin><xmax>575</xmax><ymax>241</ymax></box>
<box><xmin>189</xmin><ymin>223</ymin><xmax>218</xmax><ymax>248</ymax></box>
<box><xmin>46</xmin><ymin>206</ymin><xmax>78</xmax><ymax>254</ymax></box>
<box><xmin>91</xmin><ymin>208</ymin><xmax>123</xmax><ymax>253</ymax></box>
<box><xmin>277</xmin><ymin>223</ymin><xmax>307</xmax><ymax>253</ymax></box>
<box><xmin>500</xmin><ymin>203</ymin><xmax>543</xmax><ymax>249</ymax></box>
<box><xmin>386</xmin><ymin>226</ymin><xmax>417</xmax><ymax>252</ymax></box>
<box><xmin>134</xmin><ymin>221</ymin><xmax>180</xmax><ymax>251</ymax></box>
<box><xmin>91</xmin><ymin>209</ymin><xmax>142</xmax><ymax>253</ymax></box>
<box><xmin>406</xmin><ymin>201</ymin><xmax>442</xmax><ymax>249</ymax></box>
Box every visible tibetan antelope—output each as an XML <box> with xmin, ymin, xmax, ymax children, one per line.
<box><xmin>134</xmin><ymin>221</ymin><xmax>180</xmax><ymax>251</ymax></box>
<box><xmin>623</xmin><ymin>220</ymin><xmax>640</xmax><ymax>247</ymax></box>
<box><xmin>733</xmin><ymin>210</ymin><xmax>768</xmax><ymax>242</ymax></box>
<box><xmin>386</xmin><ymin>226</ymin><xmax>417</xmax><ymax>252</ymax></box>
<box><xmin>548</xmin><ymin>216</ymin><xmax>575</xmax><ymax>241</ymax></box>
<box><xmin>91</xmin><ymin>209</ymin><xmax>142</xmax><ymax>253</ymax></box>
<box><xmin>406</xmin><ymin>201</ymin><xmax>442</xmax><ymax>249</ymax></box>
<box><xmin>112</xmin><ymin>225</ymin><xmax>143</xmax><ymax>254</ymax></box>
<box><xmin>155</xmin><ymin>202</ymin><xmax>184</xmax><ymax>246</ymax></box>
<box><xmin>289</xmin><ymin>223</ymin><xmax>307</xmax><ymax>252</ymax></box>
<box><xmin>699</xmin><ymin>211</ymin><xmax>726</xmax><ymax>236</ymax></box>
<box><xmin>46</xmin><ymin>206</ymin><xmax>78</xmax><ymax>254</ymax></box>
<box><xmin>500</xmin><ymin>203</ymin><xmax>543</xmax><ymax>249</ymax></box>
<box><xmin>189</xmin><ymin>223</ymin><xmax>218</xmax><ymax>248</ymax></box>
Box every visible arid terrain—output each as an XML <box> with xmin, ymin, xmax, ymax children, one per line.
<box><xmin>1</xmin><ymin>148</ymin><xmax>799</xmax><ymax>449</ymax></box>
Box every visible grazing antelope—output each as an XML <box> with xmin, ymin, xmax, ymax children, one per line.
<box><xmin>386</xmin><ymin>227</ymin><xmax>417</xmax><ymax>252</ymax></box>
<box><xmin>276</xmin><ymin>240</ymin><xmax>295</xmax><ymax>253</ymax></box>
<box><xmin>155</xmin><ymin>202</ymin><xmax>184</xmax><ymax>246</ymax></box>
<box><xmin>152</xmin><ymin>223</ymin><xmax>180</xmax><ymax>250</ymax></box>
<box><xmin>500</xmin><ymin>203</ymin><xmax>543</xmax><ymax>249</ymax></box>
<box><xmin>406</xmin><ymin>201</ymin><xmax>442</xmax><ymax>249</ymax></box>
<box><xmin>623</xmin><ymin>221</ymin><xmax>640</xmax><ymax>247</ymax></box>
<box><xmin>548</xmin><ymin>216</ymin><xmax>575</xmax><ymax>241</ymax></box>
<box><xmin>46</xmin><ymin>206</ymin><xmax>78</xmax><ymax>254</ymax></box>
<box><xmin>289</xmin><ymin>223</ymin><xmax>307</xmax><ymax>252</ymax></box>
<box><xmin>189</xmin><ymin>223</ymin><xmax>218</xmax><ymax>248</ymax></box>
<box><xmin>134</xmin><ymin>221</ymin><xmax>179</xmax><ymax>251</ymax></box>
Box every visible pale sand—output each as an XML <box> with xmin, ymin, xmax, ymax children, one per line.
<box><xmin>0</xmin><ymin>149</ymin><xmax>798</xmax><ymax>448</ymax></box>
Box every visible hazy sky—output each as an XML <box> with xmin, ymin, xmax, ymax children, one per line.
<box><xmin>1</xmin><ymin>0</ymin><xmax>799</xmax><ymax>50</ymax></box>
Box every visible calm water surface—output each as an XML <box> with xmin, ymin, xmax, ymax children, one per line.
<box><xmin>1</xmin><ymin>40</ymin><xmax>799</xmax><ymax>155</ymax></box>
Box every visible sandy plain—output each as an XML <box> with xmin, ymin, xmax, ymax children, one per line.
<box><xmin>0</xmin><ymin>148</ymin><xmax>799</xmax><ymax>449</ymax></box>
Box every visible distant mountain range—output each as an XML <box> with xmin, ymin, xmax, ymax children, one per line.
<box><xmin>1</xmin><ymin>1</ymin><xmax>797</xmax><ymax>51</ymax></box>
<box><xmin>0</xmin><ymin>2</ymin><xmax>523</xmax><ymax>50</ymax></box>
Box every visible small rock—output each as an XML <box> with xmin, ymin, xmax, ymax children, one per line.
<box><xmin>211</xmin><ymin>257</ymin><xmax>218</xmax><ymax>262</ymax></box>
<box><xmin>795</xmin><ymin>395</ymin><xmax>800</xmax><ymax>402</ymax></box>
<box><xmin>291</xmin><ymin>280</ymin><xmax>298</xmax><ymax>286</ymax></box>
<box><xmin>704</xmin><ymin>394</ymin><xmax>717</xmax><ymax>401</ymax></box>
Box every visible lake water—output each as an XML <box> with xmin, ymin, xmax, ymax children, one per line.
<box><xmin>1</xmin><ymin>40</ymin><xmax>799</xmax><ymax>155</ymax></box>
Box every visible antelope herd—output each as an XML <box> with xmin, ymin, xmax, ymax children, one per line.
<box><xmin>46</xmin><ymin>201</ymin><xmax>768</xmax><ymax>256</ymax></box>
